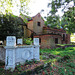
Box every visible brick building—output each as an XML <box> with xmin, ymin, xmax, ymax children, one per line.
<box><xmin>23</xmin><ymin>13</ymin><xmax>70</xmax><ymax>48</ymax></box>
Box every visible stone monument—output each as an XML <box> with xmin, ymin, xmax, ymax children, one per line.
<box><xmin>33</xmin><ymin>38</ymin><xmax>39</xmax><ymax>45</ymax></box>
<box><xmin>17</xmin><ymin>39</ymin><xmax>23</xmax><ymax>45</ymax></box>
<box><xmin>33</xmin><ymin>38</ymin><xmax>40</xmax><ymax>60</ymax></box>
<box><xmin>6</xmin><ymin>36</ymin><xmax>16</xmax><ymax>46</ymax></box>
<box><xmin>5</xmin><ymin>36</ymin><xmax>16</xmax><ymax>70</ymax></box>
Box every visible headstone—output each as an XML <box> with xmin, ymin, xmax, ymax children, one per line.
<box><xmin>6</xmin><ymin>36</ymin><xmax>16</xmax><ymax>46</ymax></box>
<box><xmin>33</xmin><ymin>38</ymin><xmax>39</xmax><ymax>45</ymax></box>
<box><xmin>17</xmin><ymin>39</ymin><xmax>23</xmax><ymax>45</ymax></box>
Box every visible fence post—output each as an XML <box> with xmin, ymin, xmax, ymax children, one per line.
<box><xmin>5</xmin><ymin>36</ymin><xmax>16</xmax><ymax>70</ymax></box>
<box><xmin>33</xmin><ymin>38</ymin><xmax>40</xmax><ymax>60</ymax></box>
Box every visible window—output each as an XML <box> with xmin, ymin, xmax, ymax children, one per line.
<box><xmin>39</xmin><ymin>38</ymin><xmax>41</xmax><ymax>43</ymax></box>
<box><xmin>63</xmin><ymin>34</ymin><xmax>65</xmax><ymax>41</ymax></box>
<box><xmin>55</xmin><ymin>38</ymin><xmax>58</xmax><ymax>44</ymax></box>
<box><xmin>37</xmin><ymin>22</ymin><xmax>41</xmax><ymax>26</ymax></box>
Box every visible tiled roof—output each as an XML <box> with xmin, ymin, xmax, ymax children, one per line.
<box><xmin>43</xmin><ymin>26</ymin><xmax>66</xmax><ymax>33</ymax></box>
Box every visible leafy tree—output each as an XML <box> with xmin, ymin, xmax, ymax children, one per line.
<box><xmin>61</xmin><ymin>6</ymin><xmax>75</xmax><ymax>33</ymax></box>
<box><xmin>47</xmin><ymin>0</ymin><xmax>74</xmax><ymax>15</ymax></box>
<box><xmin>46</xmin><ymin>15</ymin><xmax>61</xmax><ymax>28</ymax></box>
<box><xmin>0</xmin><ymin>14</ymin><xmax>25</xmax><ymax>41</ymax></box>
<box><xmin>45</xmin><ymin>0</ymin><xmax>74</xmax><ymax>29</ymax></box>
<box><xmin>0</xmin><ymin>0</ymin><xmax>30</xmax><ymax>15</ymax></box>
<box><xmin>0</xmin><ymin>0</ymin><xmax>30</xmax><ymax>41</ymax></box>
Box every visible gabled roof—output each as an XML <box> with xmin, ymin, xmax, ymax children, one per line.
<box><xmin>19</xmin><ymin>13</ymin><xmax>44</xmax><ymax>22</ymax></box>
<box><xmin>32</xmin><ymin>13</ymin><xmax>44</xmax><ymax>21</ymax></box>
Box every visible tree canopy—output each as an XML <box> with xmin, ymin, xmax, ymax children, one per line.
<box><xmin>44</xmin><ymin>0</ymin><xmax>74</xmax><ymax>33</ymax></box>
<box><xmin>0</xmin><ymin>14</ymin><xmax>25</xmax><ymax>41</ymax></box>
<box><xmin>61</xmin><ymin>6</ymin><xmax>75</xmax><ymax>33</ymax></box>
<box><xmin>0</xmin><ymin>0</ymin><xmax>30</xmax><ymax>15</ymax></box>
<box><xmin>0</xmin><ymin>0</ymin><xmax>30</xmax><ymax>41</ymax></box>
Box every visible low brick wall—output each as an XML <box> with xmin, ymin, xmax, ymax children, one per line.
<box><xmin>0</xmin><ymin>46</ymin><xmax>5</xmax><ymax>62</ymax></box>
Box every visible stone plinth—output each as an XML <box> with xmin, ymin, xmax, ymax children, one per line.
<box><xmin>17</xmin><ymin>39</ymin><xmax>23</xmax><ymax>45</ymax></box>
<box><xmin>5</xmin><ymin>46</ymin><xmax>16</xmax><ymax>70</ymax></box>
<box><xmin>33</xmin><ymin>38</ymin><xmax>39</xmax><ymax>45</ymax></box>
<box><xmin>6</xmin><ymin>36</ymin><xmax>16</xmax><ymax>46</ymax></box>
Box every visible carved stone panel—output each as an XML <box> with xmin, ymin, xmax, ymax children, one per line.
<box><xmin>22</xmin><ymin>50</ymin><xmax>30</xmax><ymax>60</ymax></box>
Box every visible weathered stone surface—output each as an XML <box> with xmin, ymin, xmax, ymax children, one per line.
<box><xmin>0</xmin><ymin>46</ymin><xmax>5</xmax><ymax>62</ymax></box>
<box><xmin>34</xmin><ymin>38</ymin><xmax>39</xmax><ymax>45</ymax></box>
<box><xmin>15</xmin><ymin>46</ymin><xmax>34</xmax><ymax>64</ymax></box>
<box><xmin>17</xmin><ymin>39</ymin><xmax>23</xmax><ymax>45</ymax></box>
<box><xmin>5</xmin><ymin>36</ymin><xmax>40</xmax><ymax>70</ymax></box>
<box><xmin>6</xmin><ymin>36</ymin><xmax>16</xmax><ymax>46</ymax></box>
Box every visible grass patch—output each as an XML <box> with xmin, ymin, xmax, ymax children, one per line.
<box><xmin>40</xmin><ymin>47</ymin><xmax>75</xmax><ymax>75</ymax></box>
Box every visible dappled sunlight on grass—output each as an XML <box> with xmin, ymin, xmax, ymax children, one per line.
<box><xmin>73</xmin><ymin>47</ymin><xmax>75</xmax><ymax>49</ymax></box>
<box><xmin>40</xmin><ymin>47</ymin><xmax>75</xmax><ymax>63</ymax></box>
<box><xmin>50</xmin><ymin>51</ymin><xmax>60</xmax><ymax>55</ymax></box>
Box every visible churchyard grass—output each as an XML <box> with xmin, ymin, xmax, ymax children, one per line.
<box><xmin>0</xmin><ymin>47</ymin><xmax>75</xmax><ymax>75</ymax></box>
<box><xmin>40</xmin><ymin>47</ymin><xmax>75</xmax><ymax>75</ymax></box>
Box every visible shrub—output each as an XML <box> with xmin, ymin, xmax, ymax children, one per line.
<box><xmin>23</xmin><ymin>38</ymin><xmax>33</xmax><ymax>45</ymax></box>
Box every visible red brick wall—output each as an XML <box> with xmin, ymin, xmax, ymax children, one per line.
<box><xmin>66</xmin><ymin>34</ymin><xmax>70</xmax><ymax>44</ymax></box>
<box><xmin>34</xmin><ymin>35</ymin><xmax>62</xmax><ymax>49</ymax></box>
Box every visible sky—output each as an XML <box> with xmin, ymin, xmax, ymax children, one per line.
<box><xmin>27</xmin><ymin>0</ymin><xmax>74</xmax><ymax>17</ymax></box>
<box><xmin>12</xmin><ymin>0</ymin><xmax>49</xmax><ymax>17</ymax></box>
<box><xmin>27</xmin><ymin>0</ymin><xmax>50</xmax><ymax>17</ymax></box>
<box><xmin>12</xmin><ymin>0</ymin><xmax>74</xmax><ymax>18</ymax></box>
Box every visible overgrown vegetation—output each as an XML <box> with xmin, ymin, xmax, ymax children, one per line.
<box><xmin>23</xmin><ymin>38</ymin><xmax>33</xmax><ymax>45</ymax></box>
<box><xmin>40</xmin><ymin>47</ymin><xmax>75</xmax><ymax>75</ymax></box>
<box><xmin>0</xmin><ymin>47</ymin><xmax>75</xmax><ymax>75</ymax></box>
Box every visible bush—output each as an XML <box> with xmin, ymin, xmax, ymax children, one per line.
<box><xmin>23</xmin><ymin>38</ymin><xmax>33</xmax><ymax>45</ymax></box>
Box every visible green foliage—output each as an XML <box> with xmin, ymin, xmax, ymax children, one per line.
<box><xmin>58</xmin><ymin>67</ymin><xmax>65</xmax><ymax>75</ymax></box>
<box><xmin>46</xmin><ymin>15</ymin><xmax>61</xmax><ymax>28</ymax></box>
<box><xmin>66</xmin><ymin>62</ymin><xmax>75</xmax><ymax>68</ymax></box>
<box><xmin>47</xmin><ymin>0</ymin><xmax>74</xmax><ymax>15</ymax></box>
<box><xmin>0</xmin><ymin>68</ymin><xmax>4</xmax><ymax>71</ymax></box>
<box><xmin>44</xmin><ymin>21</ymin><xmax>48</xmax><ymax>26</ymax></box>
<box><xmin>0</xmin><ymin>0</ymin><xmax>30</xmax><ymax>15</ymax></box>
<box><xmin>16</xmin><ymin>64</ymin><xmax>22</xmax><ymax>72</ymax></box>
<box><xmin>40</xmin><ymin>47</ymin><xmax>75</xmax><ymax>63</ymax></box>
<box><xmin>45</xmin><ymin>0</ymin><xmax>74</xmax><ymax>31</ymax></box>
<box><xmin>61</xmin><ymin>6</ymin><xmax>75</xmax><ymax>33</ymax></box>
<box><xmin>25</xmin><ymin>59</ymin><xmax>39</xmax><ymax>65</ymax></box>
<box><xmin>0</xmin><ymin>14</ymin><xmax>24</xmax><ymax>40</ymax></box>
<box><xmin>57</xmin><ymin>55</ymin><xmax>70</xmax><ymax>63</ymax></box>
<box><xmin>23</xmin><ymin>38</ymin><xmax>33</xmax><ymax>45</ymax></box>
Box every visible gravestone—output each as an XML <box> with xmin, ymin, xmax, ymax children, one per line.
<box><xmin>17</xmin><ymin>39</ymin><xmax>23</xmax><ymax>45</ymax></box>
<box><xmin>6</xmin><ymin>36</ymin><xmax>16</xmax><ymax>46</ymax></box>
<box><xmin>33</xmin><ymin>38</ymin><xmax>39</xmax><ymax>45</ymax></box>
